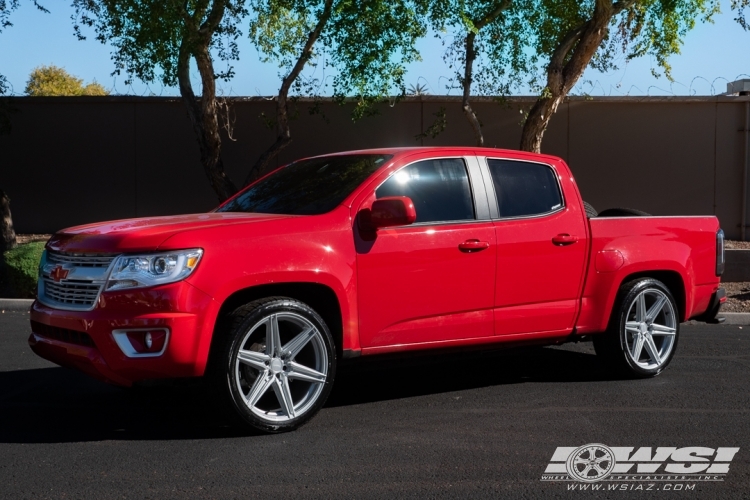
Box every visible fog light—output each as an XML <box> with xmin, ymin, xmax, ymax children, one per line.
<box><xmin>113</xmin><ymin>328</ymin><xmax>169</xmax><ymax>357</ymax></box>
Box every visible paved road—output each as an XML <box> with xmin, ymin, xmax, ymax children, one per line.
<box><xmin>1</xmin><ymin>310</ymin><xmax>748</xmax><ymax>499</ymax></box>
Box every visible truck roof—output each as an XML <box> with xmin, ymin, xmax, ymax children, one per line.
<box><xmin>306</xmin><ymin>146</ymin><xmax>564</xmax><ymax>164</ymax></box>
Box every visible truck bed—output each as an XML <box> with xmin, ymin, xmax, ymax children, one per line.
<box><xmin>575</xmin><ymin>216</ymin><xmax>721</xmax><ymax>334</ymax></box>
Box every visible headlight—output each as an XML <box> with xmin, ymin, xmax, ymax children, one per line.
<box><xmin>106</xmin><ymin>249</ymin><xmax>203</xmax><ymax>291</ymax></box>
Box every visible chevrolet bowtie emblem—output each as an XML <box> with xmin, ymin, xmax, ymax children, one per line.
<box><xmin>50</xmin><ymin>266</ymin><xmax>70</xmax><ymax>282</ymax></box>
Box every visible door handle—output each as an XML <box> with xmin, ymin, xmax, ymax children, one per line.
<box><xmin>458</xmin><ymin>239</ymin><xmax>490</xmax><ymax>252</ymax></box>
<box><xmin>552</xmin><ymin>233</ymin><xmax>578</xmax><ymax>246</ymax></box>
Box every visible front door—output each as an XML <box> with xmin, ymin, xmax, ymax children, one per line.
<box><xmin>356</xmin><ymin>156</ymin><xmax>496</xmax><ymax>349</ymax></box>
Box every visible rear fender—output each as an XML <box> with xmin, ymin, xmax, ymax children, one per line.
<box><xmin>577</xmin><ymin>249</ymin><xmax>693</xmax><ymax>334</ymax></box>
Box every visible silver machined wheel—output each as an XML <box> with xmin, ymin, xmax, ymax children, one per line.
<box><xmin>623</xmin><ymin>288</ymin><xmax>677</xmax><ymax>370</ymax></box>
<box><xmin>234</xmin><ymin>312</ymin><xmax>328</xmax><ymax>423</ymax></box>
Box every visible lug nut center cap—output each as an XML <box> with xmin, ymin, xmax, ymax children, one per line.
<box><xmin>270</xmin><ymin>358</ymin><xmax>283</xmax><ymax>373</ymax></box>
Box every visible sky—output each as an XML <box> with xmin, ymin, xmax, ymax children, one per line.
<box><xmin>0</xmin><ymin>1</ymin><xmax>748</xmax><ymax>98</ymax></box>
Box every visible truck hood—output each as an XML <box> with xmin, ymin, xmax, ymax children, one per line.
<box><xmin>47</xmin><ymin>213</ymin><xmax>293</xmax><ymax>253</ymax></box>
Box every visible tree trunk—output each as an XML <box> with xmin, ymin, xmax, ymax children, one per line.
<box><xmin>177</xmin><ymin>38</ymin><xmax>238</xmax><ymax>203</ymax></box>
<box><xmin>520</xmin><ymin>0</ymin><xmax>623</xmax><ymax>153</ymax></box>
<box><xmin>458</xmin><ymin>1</ymin><xmax>511</xmax><ymax>147</ymax></box>
<box><xmin>462</xmin><ymin>32</ymin><xmax>483</xmax><ymax>147</ymax></box>
<box><xmin>519</xmin><ymin>96</ymin><xmax>563</xmax><ymax>153</ymax></box>
<box><xmin>0</xmin><ymin>189</ymin><xmax>17</xmax><ymax>252</ymax></box>
<box><xmin>244</xmin><ymin>0</ymin><xmax>334</xmax><ymax>186</ymax></box>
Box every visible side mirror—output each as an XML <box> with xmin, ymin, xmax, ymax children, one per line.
<box><xmin>359</xmin><ymin>196</ymin><xmax>417</xmax><ymax>231</ymax></box>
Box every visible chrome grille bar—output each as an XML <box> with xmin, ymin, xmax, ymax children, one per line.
<box><xmin>47</xmin><ymin>251</ymin><xmax>116</xmax><ymax>268</ymax></box>
<box><xmin>39</xmin><ymin>251</ymin><xmax>118</xmax><ymax>310</ymax></box>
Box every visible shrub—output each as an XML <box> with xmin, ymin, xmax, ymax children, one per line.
<box><xmin>0</xmin><ymin>241</ymin><xmax>44</xmax><ymax>298</ymax></box>
<box><xmin>25</xmin><ymin>65</ymin><xmax>109</xmax><ymax>96</ymax></box>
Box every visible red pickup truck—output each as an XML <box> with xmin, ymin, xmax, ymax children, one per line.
<box><xmin>29</xmin><ymin>147</ymin><xmax>725</xmax><ymax>433</ymax></box>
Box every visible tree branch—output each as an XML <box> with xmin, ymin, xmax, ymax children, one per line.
<box><xmin>245</xmin><ymin>0</ymin><xmax>335</xmax><ymax>186</ymax></box>
<box><xmin>200</xmin><ymin>0</ymin><xmax>226</xmax><ymax>35</ymax></box>
<box><xmin>460</xmin><ymin>0</ymin><xmax>512</xmax><ymax>147</ymax></box>
<box><xmin>474</xmin><ymin>0</ymin><xmax>512</xmax><ymax>30</ymax></box>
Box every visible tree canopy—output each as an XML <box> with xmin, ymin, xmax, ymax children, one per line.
<box><xmin>519</xmin><ymin>0</ymin><xmax>720</xmax><ymax>152</ymax></box>
<box><xmin>245</xmin><ymin>0</ymin><xmax>425</xmax><ymax>182</ymax></box>
<box><xmin>72</xmin><ymin>0</ymin><xmax>247</xmax><ymax>89</ymax></box>
<box><xmin>732</xmin><ymin>0</ymin><xmax>749</xmax><ymax>29</ymax></box>
<box><xmin>25</xmin><ymin>65</ymin><xmax>109</xmax><ymax>96</ymax></box>
<box><xmin>424</xmin><ymin>0</ymin><xmax>719</xmax><ymax>151</ymax></box>
<box><xmin>424</xmin><ymin>0</ymin><xmax>533</xmax><ymax>145</ymax></box>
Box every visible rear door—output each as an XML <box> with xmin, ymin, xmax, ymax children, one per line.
<box><xmin>479</xmin><ymin>156</ymin><xmax>588</xmax><ymax>336</ymax></box>
<box><xmin>356</xmin><ymin>154</ymin><xmax>497</xmax><ymax>349</ymax></box>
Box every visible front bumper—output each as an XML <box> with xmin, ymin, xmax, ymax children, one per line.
<box><xmin>28</xmin><ymin>281</ymin><xmax>216</xmax><ymax>386</ymax></box>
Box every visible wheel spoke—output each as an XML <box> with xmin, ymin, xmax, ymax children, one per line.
<box><xmin>266</xmin><ymin>315</ymin><xmax>281</xmax><ymax>357</ymax></box>
<box><xmin>246</xmin><ymin>370</ymin><xmax>274</xmax><ymax>406</ymax></box>
<box><xmin>646</xmin><ymin>295</ymin><xmax>667</xmax><ymax>322</ymax></box>
<box><xmin>625</xmin><ymin>321</ymin><xmax>641</xmax><ymax>334</ymax></box>
<box><xmin>287</xmin><ymin>361</ymin><xmax>327</xmax><ymax>384</ymax></box>
<box><xmin>282</xmin><ymin>327</ymin><xmax>316</xmax><ymax>360</ymax></box>
<box><xmin>644</xmin><ymin>334</ymin><xmax>661</xmax><ymax>365</ymax></box>
<box><xmin>237</xmin><ymin>349</ymin><xmax>270</xmax><ymax>371</ymax></box>
<box><xmin>631</xmin><ymin>335</ymin><xmax>644</xmax><ymax>361</ymax></box>
<box><xmin>636</xmin><ymin>293</ymin><xmax>647</xmax><ymax>322</ymax></box>
<box><xmin>273</xmin><ymin>375</ymin><xmax>296</xmax><ymax>418</ymax></box>
<box><xmin>651</xmin><ymin>323</ymin><xmax>676</xmax><ymax>335</ymax></box>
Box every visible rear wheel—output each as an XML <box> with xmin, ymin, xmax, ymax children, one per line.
<box><xmin>593</xmin><ymin>279</ymin><xmax>679</xmax><ymax>377</ymax></box>
<box><xmin>214</xmin><ymin>297</ymin><xmax>336</xmax><ymax>433</ymax></box>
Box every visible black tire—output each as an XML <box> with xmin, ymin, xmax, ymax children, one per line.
<box><xmin>212</xmin><ymin>297</ymin><xmax>336</xmax><ymax>433</ymax></box>
<box><xmin>597</xmin><ymin>207</ymin><xmax>651</xmax><ymax>217</ymax></box>
<box><xmin>593</xmin><ymin>279</ymin><xmax>680</xmax><ymax>378</ymax></box>
<box><xmin>583</xmin><ymin>201</ymin><xmax>598</xmax><ymax>218</ymax></box>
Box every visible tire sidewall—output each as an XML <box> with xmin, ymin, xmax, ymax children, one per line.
<box><xmin>616</xmin><ymin>279</ymin><xmax>679</xmax><ymax>377</ymax></box>
<box><xmin>223</xmin><ymin>298</ymin><xmax>336</xmax><ymax>433</ymax></box>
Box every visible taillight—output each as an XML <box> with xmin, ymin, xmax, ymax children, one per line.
<box><xmin>716</xmin><ymin>229</ymin><xmax>725</xmax><ymax>276</ymax></box>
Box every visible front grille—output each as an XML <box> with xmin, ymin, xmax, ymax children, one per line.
<box><xmin>31</xmin><ymin>320</ymin><xmax>96</xmax><ymax>347</ymax></box>
<box><xmin>47</xmin><ymin>251</ymin><xmax>116</xmax><ymax>268</ymax></box>
<box><xmin>42</xmin><ymin>278</ymin><xmax>102</xmax><ymax>308</ymax></box>
<box><xmin>39</xmin><ymin>251</ymin><xmax>117</xmax><ymax>310</ymax></box>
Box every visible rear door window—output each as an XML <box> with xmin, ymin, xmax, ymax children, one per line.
<box><xmin>376</xmin><ymin>158</ymin><xmax>475</xmax><ymax>224</ymax></box>
<box><xmin>486</xmin><ymin>159</ymin><xmax>563</xmax><ymax>218</ymax></box>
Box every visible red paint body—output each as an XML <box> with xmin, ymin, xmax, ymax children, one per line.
<box><xmin>29</xmin><ymin>147</ymin><xmax>722</xmax><ymax>386</ymax></box>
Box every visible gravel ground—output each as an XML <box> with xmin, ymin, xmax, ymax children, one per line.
<box><xmin>722</xmin><ymin>241</ymin><xmax>750</xmax><ymax>312</ymax></box>
<box><xmin>721</xmin><ymin>282</ymin><xmax>750</xmax><ymax>313</ymax></box>
<box><xmin>726</xmin><ymin>240</ymin><xmax>750</xmax><ymax>249</ymax></box>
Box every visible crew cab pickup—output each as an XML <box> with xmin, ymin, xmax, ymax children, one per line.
<box><xmin>29</xmin><ymin>147</ymin><xmax>726</xmax><ymax>433</ymax></box>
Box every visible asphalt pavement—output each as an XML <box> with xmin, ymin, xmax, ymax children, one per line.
<box><xmin>0</xmin><ymin>310</ymin><xmax>748</xmax><ymax>499</ymax></box>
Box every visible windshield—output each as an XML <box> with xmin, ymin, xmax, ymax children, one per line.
<box><xmin>217</xmin><ymin>154</ymin><xmax>392</xmax><ymax>215</ymax></box>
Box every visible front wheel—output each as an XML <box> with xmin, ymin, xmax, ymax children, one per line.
<box><xmin>593</xmin><ymin>279</ymin><xmax>679</xmax><ymax>377</ymax></box>
<box><xmin>214</xmin><ymin>297</ymin><xmax>336</xmax><ymax>433</ymax></box>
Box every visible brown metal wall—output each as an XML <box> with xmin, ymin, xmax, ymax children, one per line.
<box><xmin>1</xmin><ymin>95</ymin><xmax>748</xmax><ymax>238</ymax></box>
